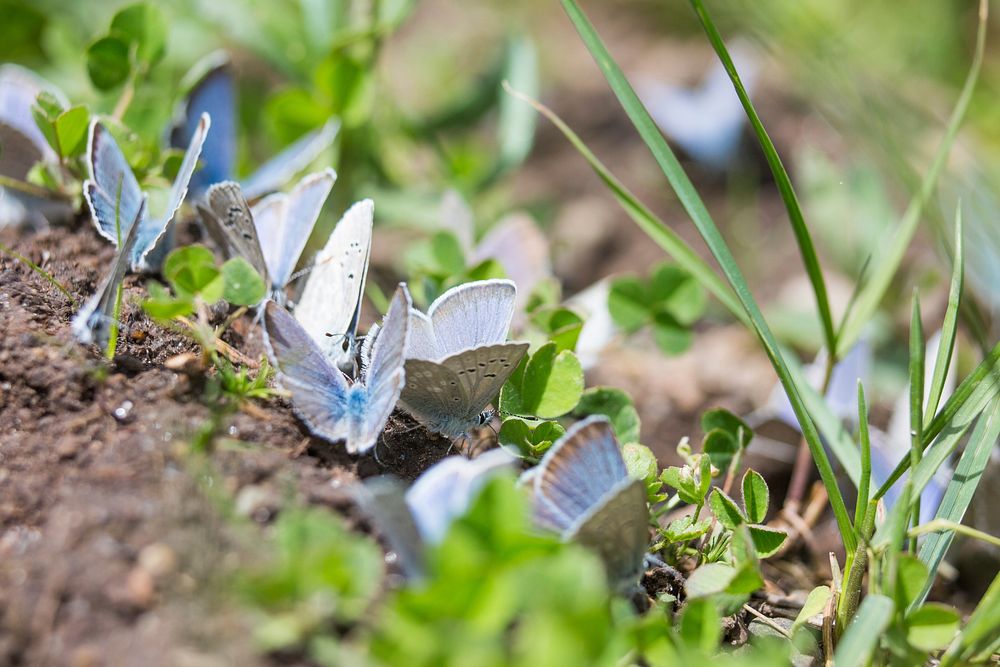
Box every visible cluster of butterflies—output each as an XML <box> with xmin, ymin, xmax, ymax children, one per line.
<box><xmin>2</xmin><ymin>55</ymin><xmax>654</xmax><ymax>590</ymax></box>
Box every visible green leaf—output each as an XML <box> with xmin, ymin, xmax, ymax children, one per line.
<box><xmin>941</xmin><ymin>569</ymin><xmax>1000</xmax><ymax>665</ymax></box>
<box><xmin>833</xmin><ymin>594</ymin><xmax>894</xmax><ymax>666</ymax></box>
<box><xmin>701</xmin><ymin>408</ymin><xmax>753</xmax><ymax>449</ymax></box>
<box><xmin>431</xmin><ymin>231</ymin><xmax>467</xmax><ymax>276</ymax></box>
<box><xmin>499</xmin><ymin>342</ymin><xmax>583</xmax><ymax>419</ymax></box>
<box><xmin>924</xmin><ymin>209</ymin><xmax>963</xmax><ymax>424</ymax></box>
<box><xmin>915</xmin><ymin>398</ymin><xmax>1000</xmax><ymax>607</ymax></box>
<box><xmin>532</xmin><ymin>306</ymin><xmax>583</xmax><ymax>353</ymax></box>
<box><xmin>221</xmin><ymin>257</ymin><xmax>267</xmax><ymax>306</ymax></box>
<box><xmin>164</xmin><ymin>245</ymin><xmax>223</xmax><ymax>300</ymax></box>
<box><xmin>558</xmin><ymin>0</ymin><xmax>856</xmax><ymax>552</ymax></box>
<box><xmin>497</xmin><ymin>417</ymin><xmax>564</xmax><ymax>458</ymax></box>
<box><xmin>86</xmin><ymin>36</ymin><xmax>132</xmax><ymax>91</ymax></box>
<box><xmin>573</xmin><ymin>387</ymin><xmax>641</xmax><ymax>443</ymax></box>
<box><xmin>110</xmin><ymin>3</ymin><xmax>166</xmax><ymax>65</ymax></box>
<box><xmin>689</xmin><ymin>0</ymin><xmax>835</xmax><ymax>356</ymax></box>
<box><xmin>741</xmin><ymin>470</ymin><xmax>769</xmax><ymax>524</ymax></box>
<box><xmin>894</xmin><ymin>554</ymin><xmax>928</xmax><ymax>611</ymax></box>
<box><xmin>607</xmin><ymin>276</ymin><xmax>648</xmax><ymax>332</ymax></box>
<box><xmin>315</xmin><ymin>55</ymin><xmax>374</xmax><ymax>127</ymax></box>
<box><xmin>678</xmin><ymin>598</ymin><xmax>720</xmax><ymax>654</ymax></box>
<box><xmin>30</xmin><ymin>105</ymin><xmax>58</xmax><ymax>157</ymax></box>
<box><xmin>791</xmin><ymin>585</ymin><xmax>831</xmax><ymax>635</ymax></box>
<box><xmin>748</xmin><ymin>525</ymin><xmax>787</xmax><ymax>559</ymax></box>
<box><xmin>906</xmin><ymin>603</ymin><xmax>960</xmax><ymax>652</ymax></box>
<box><xmin>651</xmin><ymin>310</ymin><xmax>692</xmax><ymax>355</ymax></box>
<box><xmin>660</xmin><ymin>466</ymin><xmax>702</xmax><ymax>506</ymax></box>
<box><xmin>708</xmin><ymin>489</ymin><xmax>745</xmax><ymax>530</ymax></box>
<box><xmin>622</xmin><ymin>443</ymin><xmax>657</xmax><ymax>483</ymax></box>
<box><xmin>142</xmin><ymin>281</ymin><xmax>193</xmax><ymax>320</ymax></box>
<box><xmin>497</xmin><ymin>34</ymin><xmax>537</xmax><ymax>170</ymax></box>
<box><xmin>661</xmin><ymin>516</ymin><xmax>712</xmax><ymax>543</ymax></box>
<box><xmin>0</xmin><ymin>1</ymin><xmax>47</xmax><ymax>60</ymax></box>
<box><xmin>702</xmin><ymin>429</ymin><xmax>738</xmax><ymax>472</ymax></box>
<box><xmin>685</xmin><ymin>562</ymin><xmax>736</xmax><ymax>598</ymax></box>
<box><xmin>650</xmin><ymin>263</ymin><xmax>706</xmax><ymax>326</ymax></box>
<box><xmin>54</xmin><ymin>106</ymin><xmax>89</xmax><ymax>159</ymax></box>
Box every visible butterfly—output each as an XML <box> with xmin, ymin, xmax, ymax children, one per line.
<box><xmin>263</xmin><ymin>283</ymin><xmax>410</xmax><ymax>455</ymax></box>
<box><xmin>170</xmin><ymin>52</ymin><xmax>340</xmax><ymax>200</ymax></box>
<box><xmin>357</xmin><ymin>448</ymin><xmax>516</xmax><ymax>579</ymax></box>
<box><xmin>84</xmin><ymin>113</ymin><xmax>210</xmax><ymax>273</ymax></box>
<box><xmin>72</xmin><ymin>199</ymin><xmax>147</xmax><ymax>349</ymax></box>
<box><xmin>197</xmin><ymin>168</ymin><xmax>338</xmax><ymax>305</ymax></box>
<box><xmin>527</xmin><ymin>416</ymin><xmax>649</xmax><ymax>591</ymax></box>
<box><xmin>637</xmin><ymin>42</ymin><xmax>758</xmax><ymax>171</ymax></box>
<box><xmin>0</xmin><ymin>65</ymin><xmax>73</xmax><ymax>228</ymax></box>
<box><xmin>398</xmin><ymin>279</ymin><xmax>529</xmax><ymax>437</ymax></box>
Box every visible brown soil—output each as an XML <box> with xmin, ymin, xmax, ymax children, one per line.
<box><xmin>0</xmin><ymin>222</ymin><xmax>455</xmax><ymax>666</ymax></box>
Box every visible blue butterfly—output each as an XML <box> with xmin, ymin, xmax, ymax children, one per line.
<box><xmin>171</xmin><ymin>53</ymin><xmax>340</xmax><ymax>200</ymax></box>
<box><xmin>263</xmin><ymin>284</ymin><xmax>411</xmax><ymax>454</ymax></box>
<box><xmin>527</xmin><ymin>416</ymin><xmax>649</xmax><ymax>591</ymax></box>
<box><xmin>84</xmin><ymin>113</ymin><xmax>210</xmax><ymax>273</ymax></box>
<box><xmin>72</xmin><ymin>199</ymin><xmax>147</xmax><ymax>349</ymax></box>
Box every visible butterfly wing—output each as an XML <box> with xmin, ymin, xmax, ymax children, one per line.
<box><xmin>421</xmin><ymin>279</ymin><xmax>518</xmax><ymax>358</ymax></box>
<box><xmin>361</xmin><ymin>284</ymin><xmax>411</xmax><ymax>444</ymax></box>
<box><xmin>530</xmin><ymin>416</ymin><xmax>648</xmax><ymax>589</ymax></box>
<box><xmin>254</xmin><ymin>168</ymin><xmax>336</xmax><ymax>292</ymax></box>
<box><xmin>198</xmin><ymin>180</ymin><xmax>269</xmax><ymax>284</ymax></box>
<box><xmin>171</xmin><ymin>55</ymin><xmax>234</xmax><ymax>194</ymax></box>
<box><xmin>295</xmin><ymin>198</ymin><xmax>373</xmax><ymax>368</ymax></box>
<box><xmin>263</xmin><ymin>300</ymin><xmax>353</xmax><ymax>445</ymax></box>
<box><xmin>134</xmin><ymin>112</ymin><xmax>210</xmax><ymax>271</ymax></box>
<box><xmin>470</xmin><ymin>213</ymin><xmax>550</xmax><ymax>318</ymax></box>
<box><xmin>72</xmin><ymin>198</ymin><xmax>147</xmax><ymax>348</ymax></box>
<box><xmin>532</xmin><ymin>417</ymin><xmax>632</xmax><ymax>531</ymax></box>
<box><xmin>83</xmin><ymin>121</ymin><xmax>145</xmax><ymax>249</ymax></box>
<box><xmin>357</xmin><ymin>476</ymin><xmax>426</xmax><ymax>580</ymax></box>
<box><xmin>241</xmin><ymin>118</ymin><xmax>340</xmax><ymax>201</ymax></box>
<box><xmin>569</xmin><ymin>477</ymin><xmax>648</xmax><ymax>591</ymax></box>
<box><xmin>399</xmin><ymin>342</ymin><xmax>526</xmax><ymax>437</ymax></box>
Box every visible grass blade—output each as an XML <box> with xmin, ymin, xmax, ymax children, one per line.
<box><xmin>940</xmin><ymin>568</ymin><xmax>1000</xmax><ymax>666</ymax></box>
<box><xmin>854</xmin><ymin>382</ymin><xmax>871</xmax><ymax>533</ymax></box>
<box><xmin>502</xmin><ymin>83</ymin><xmax>747</xmax><ymax>326</ymax></box>
<box><xmin>924</xmin><ymin>209</ymin><xmax>963</xmax><ymax>424</ymax></box>
<box><xmin>908</xmin><ymin>292</ymin><xmax>925</xmax><ymax>550</ymax></box>
<box><xmin>560</xmin><ymin>0</ymin><xmax>856</xmax><ymax>551</ymax></box>
<box><xmin>833</xmin><ymin>594</ymin><xmax>893</xmax><ymax>666</ymax></box>
<box><xmin>0</xmin><ymin>242</ymin><xmax>77</xmax><ymax>306</ymax></box>
<box><xmin>914</xmin><ymin>397</ymin><xmax>1000</xmax><ymax>608</ymax></box>
<box><xmin>836</xmin><ymin>0</ymin><xmax>987</xmax><ymax>358</ymax></box>
<box><xmin>875</xmin><ymin>340</ymin><xmax>1000</xmax><ymax>497</ymax></box>
<box><xmin>689</xmin><ymin>0</ymin><xmax>837</xmax><ymax>358</ymax></box>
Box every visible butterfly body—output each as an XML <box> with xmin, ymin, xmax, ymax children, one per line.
<box><xmin>264</xmin><ymin>284</ymin><xmax>410</xmax><ymax>455</ymax></box>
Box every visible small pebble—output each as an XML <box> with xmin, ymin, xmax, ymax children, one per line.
<box><xmin>138</xmin><ymin>543</ymin><xmax>177</xmax><ymax>578</ymax></box>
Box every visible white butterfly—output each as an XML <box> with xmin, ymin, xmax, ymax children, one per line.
<box><xmin>198</xmin><ymin>168</ymin><xmax>337</xmax><ymax>303</ymax></box>
<box><xmin>528</xmin><ymin>416</ymin><xmax>649</xmax><ymax>591</ymax></box>
<box><xmin>263</xmin><ymin>284</ymin><xmax>410</xmax><ymax>455</ymax></box>
<box><xmin>398</xmin><ymin>279</ymin><xmax>529</xmax><ymax>437</ymax></box>
<box><xmin>84</xmin><ymin>114</ymin><xmax>211</xmax><ymax>272</ymax></box>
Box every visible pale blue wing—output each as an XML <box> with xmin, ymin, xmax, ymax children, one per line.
<box><xmin>134</xmin><ymin>112</ymin><xmax>210</xmax><ymax>271</ymax></box>
<box><xmin>83</xmin><ymin>121</ymin><xmax>144</xmax><ymax>248</ymax></box>
<box><xmin>294</xmin><ymin>198</ymin><xmax>373</xmax><ymax>369</ymax></box>
<box><xmin>263</xmin><ymin>300</ymin><xmax>353</xmax><ymax>444</ymax></box>
<box><xmin>410</xmin><ymin>279</ymin><xmax>518</xmax><ymax>360</ymax></box>
<box><xmin>364</xmin><ymin>284</ymin><xmax>411</xmax><ymax>436</ymax></box>
<box><xmin>72</xmin><ymin>198</ymin><xmax>147</xmax><ymax>348</ymax></box>
<box><xmin>253</xmin><ymin>168</ymin><xmax>336</xmax><ymax>292</ymax></box>
<box><xmin>171</xmin><ymin>55</ymin><xmax>234</xmax><ymax>194</ymax></box>
<box><xmin>569</xmin><ymin>477</ymin><xmax>648</xmax><ymax>591</ymax></box>
<box><xmin>357</xmin><ymin>476</ymin><xmax>426</xmax><ymax>580</ymax></box>
<box><xmin>532</xmin><ymin>416</ymin><xmax>630</xmax><ymax>532</ymax></box>
<box><xmin>241</xmin><ymin>118</ymin><xmax>340</xmax><ymax>200</ymax></box>
<box><xmin>405</xmin><ymin>448</ymin><xmax>516</xmax><ymax>544</ymax></box>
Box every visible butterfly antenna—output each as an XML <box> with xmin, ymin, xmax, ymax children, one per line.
<box><xmin>288</xmin><ymin>252</ymin><xmax>337</xmax><ymax>286</ymax></box>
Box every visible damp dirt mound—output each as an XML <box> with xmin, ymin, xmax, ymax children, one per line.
<box><xmin>0</xmin><ymin>222</ymin><xmax>454</xmax><ymax>666</ymax></box>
